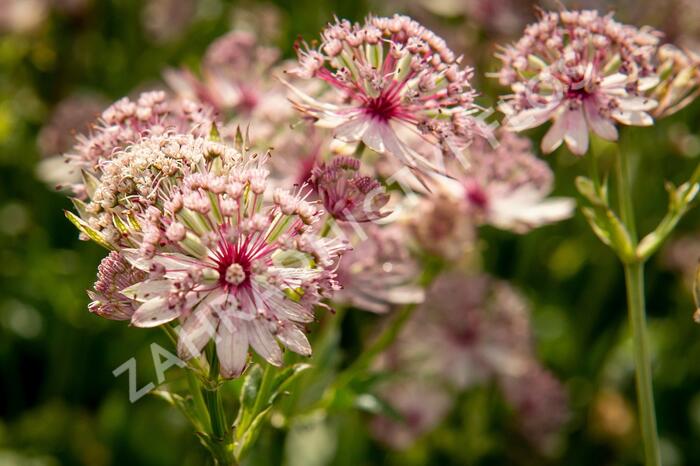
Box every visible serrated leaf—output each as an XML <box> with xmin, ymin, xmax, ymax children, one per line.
<box><xmin>64</xmin><ymin>210</ymin><xmax>115</xmax><ymax>250</ymax></box>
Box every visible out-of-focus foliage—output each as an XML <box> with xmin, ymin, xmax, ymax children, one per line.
<box><xmin>1</xmin><ymin>1</ymin><xmax>700</xmax><ymax>465</ymax></box>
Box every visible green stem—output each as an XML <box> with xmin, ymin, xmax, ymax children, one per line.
<box><xmin>623</xmin><ymin>262</ymin><xmax>661</xmax><ymax>466</ymax></box>
<box><xmin>615</xmin><ymin>148</ymin><xmax>662</xmax><ymax>466</ymax></box>
<box><xmin>615</xmin><ymin>147</ymin><xmax>637</xmax><ymax>241</ymax></box>
<box><xmin>204</xmin><ymin>350</ymin><xmax>227</xmax><ymax>441</ymax></box>
<box><xmin>251</xmin><ymin>363</ymin><xmax>275</xmax><ymax>419</ymax></box>
<box><xmin>187</xmin><ymin>370</ymin><xmax>212</xmax><ymax>433</ymax></box>
<box><xmin>313</xmin><ymin>304</ymin><xmax>416</xmax><ymax>411</ymax></box>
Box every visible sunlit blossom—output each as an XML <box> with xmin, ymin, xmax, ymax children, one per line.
<box><xmin>120</xmin><ymin>161</ymin><xmax>348</xmax><ymax>377</ymax></box>
<box><xmin>287</xmin><ymin>14</ymin><xmax>488</xmax><ymax>176</ymax></box>
<box><xmin>495</xmin><ymin>9</ymin><xmax>661</xmax><ymax>155</ymax></box>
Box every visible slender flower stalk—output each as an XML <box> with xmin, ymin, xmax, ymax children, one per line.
<box><xmin>615</xmin><ymin>147</ymin><xmax>661</xmax><ymax>466</ymax></box>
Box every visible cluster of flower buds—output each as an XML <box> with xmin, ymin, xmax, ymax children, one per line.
<box><xmin>651</xmin><ymin>44</ymin><xmax>700</xmax><ymax>117</ymax></box>
<box><xmin>69</xmin><ymin>134</ymin><xmax>241</xmax><ymax>246</ymax></box>
<box><xmin>287</xmin><ymin>14</ymin><xmax>490</xmax><ymax>176</ymax></box>
<box><xmin>63</xmin><ymin>91</ymin><xmax>215</xmax><ymax>197</ymax></box>
<box><xmin>495</xmin><ymin>10</ymin><xmax>662</xmax><ymax>155</ymax></box>
<box><xmin>311</xmin><ymin>156</ymin><xmax>390</xmax><ymax>222</ymax></box>
<box><xmin>77</xmin><ymin>128</ymin><xmax>349</xmax><ymax>377</ymax></box>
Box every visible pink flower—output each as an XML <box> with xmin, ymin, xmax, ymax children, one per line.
<box><xmin>64</xmin><ymin>91</ymin><xmax>214</xmax><ymax>196</ymax></box>
<box><xmin>165</xmin><ymin>31</ymin><xmax>281</xmax><ymax>116</ymax></box>
<box><xmin>499</xmin><ymin>363</ymin><xmax>569</xmax><ymax>454</ymax></box>
<box><xmin>71</xmin><ymin>134</ymin><xmax>239</xmax><ymax>246</ymax></box>
<box><xmin>459</xmin><ymin>132</ymin><xmax>575</xmax><ymax>232</ymax></box>
<box><xmin>651</xmin><ymin>44</ymin><xmax>700</xmax><ymax>118</ymax></box>
<box><xmin>334</xmin><ymin>225</ymin><xmax>424</xmax><ymax>313</ymax></box>
<box><xmin>370</xmin><ymin>378</ymin><xmax>452</xmax><ymax>449</ymax></box>
<box><xmin>120</xmin><ymin>162</ymin><xmax>348</xmax><ymax>377</ymax></box>
<box><xmin>311</xmin><ymin>156</ymin><xmax>390</xmax><ymax>222</ymax></box>
<box><xmin>495</xmin><ymin>10</ymin><xmax>661</xmax><ymax>155</ymax></box>
<box><xmin>88</xmin><ymin>251</ymin><xmax>146</xmax><ymax>321</ymax></box>
<box><xmin>286</xmin><ymin>15</ymin><xmax>487</xmax><ymax>175</ymax></box>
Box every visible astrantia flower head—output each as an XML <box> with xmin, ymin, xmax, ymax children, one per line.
<box><xmin>311</xmin><ymin>156</ymin><xmax>390</xmax><ymax>222</ymax></box>
<box><xmin>460</xmin><ymin>132</ymin><xmax>575</xmax><ymax>232</ymax></box>
<box><xmin>120</xmin><ymin>161</ymin><xmax>348</xmax><ymax>377</ymax></box>
<box><xmin>496</xmin><ymin>9</ymin><xmax>661</xmax><ymax>155</ymax></box>
<box><xmin>73</xmin><ymin>134</ymin><xmax>241</xmax><ymax>246</ymax></box>
<box><xmin>433</xmin><ymin>131</ymin><xmax>575</xmax><ymax>233</ymax></box>
<box><xmin>88</xmin><ymin>251</ymin><xmax>146</xmax><ymax>320</ymax></box>
<box><xmin>165</xmin><ymin>31</ymin><xmax>280</xmax><ymax>116</ymax></box>
<box><xmin>287</xmin><ymin>14</ymin><xmax>488</xmax><ymax>175</ymax></box>
<box><xmin>650</xmin><ymin>44</ymin><xmax>700</xmax><ymax>118</ymax></box>
<box><xmin>334</xmin><ymin>224</ymin><xmax>424</xmax><ymax>313</ymax></box>
<box><xmin>63</xmin><ymin>91</ymin><xmax>214</xmax><ymax>199</ymax></box>
<box><xmin>500</xmin><ymin>363</ymin><xmax>569</xmax><ymax>453</ymax></box>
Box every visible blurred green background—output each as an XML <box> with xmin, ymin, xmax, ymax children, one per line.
<box><xmin>1</xmin><ymin>0</ymin><xmax>700</xmax><ymax>465</ymax></box>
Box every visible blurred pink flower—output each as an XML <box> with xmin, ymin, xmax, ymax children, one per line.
<box><xmin>500</xmin><ymin>363</ymin><xmax>570</xmax><ymax>454</ymax></box>
<box><xmin>286</xmin><ymin>14</ymin><xmax>488</xmax><ymax>176</ymax></box>
<box><xmin>460</xmin><ymin>132</ymin><xmax>575</xmax><ymax>232</ymax></box>
<box><xmin>335</xmin><ymin>225</ymin><xmax>424</xmax><ymax>313</ymax></box>
<box><xmin>495</xmin><ymin>10</ymin><xmax>661</xmax><ymax>155</ymax></box>
<box><xmin>370</xmin><ymin>379</ymin><xmax>452</xmax><ymax>449</ymax></box>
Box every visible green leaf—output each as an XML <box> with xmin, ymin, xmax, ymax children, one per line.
<box><xmin>209</xmin><ymin>122</ymin><xmax>222</xmax><ymax>142</ymax></box>
<box><xmin>234</xmin><ymin>364</ymin><xmax>263</xmax><ymax>429</ymax></box>
<box><xmin>81</xmin><ymin>169</ymin><xmax>100</xmax><ymax>199</ymax></box>
<box><xmin>70</xmin><ymin>198</ymin><xmax>90</xmax><ymax>218</ymax></box>
<box><xmin>353</xmin><ymin>393</ymin><xmax>403</xmax><ymax>421</ymax></box>
<box><xmin>269</xmin><ymin>363</ymin><xmax>311</xmax><ymax>404</ymax></box>
<box><xmin>152</xmin><ymin>390</ymin><xmax>205</xmax><ymax>432</ymax></box>
<box><xmin>112</xmin><ymin>214</ymin><xmax>130</xmax><ymax>236</ymax></box>
<box><xmin>64</xmin><ymin>210</ymin><xmax>115</xmax><ymax>250</ymax></box>
<box><xmin>234</xmin><ymin>406</ymin><xmax>272</xmax><ymax>461</ymax></box>
<box><xmin>581</xmin><ymin>207</ymin><xmax>612</xmax><ymax>248</ymax></box>
<box><xmin>575</xmin><ymin>176</ymin><xmax>605</xmax><ymax>207</ymax></box>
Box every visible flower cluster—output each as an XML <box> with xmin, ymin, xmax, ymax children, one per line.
<box><xmin>334</xmin><ymin>224</ymin><xmax>424</xmax><ymax>313</ymax></box>
<box><xmin>72</xmin><ymin>134</ymin><xmax>241</xmax><ymax>246</ymax></box>
<box><xmin>651</xmin><ymin>44</ymin><xmax>700</xmax><ymax>117</ymax></box>
<box><xmin>371</xmin><ymin>272</ymin><xmax>569</xmax><ymax>450</ymax></box>
<box><xmin>120</xmin><ymin>160</ymin><xmax>348</xmax><ymax>376</ymax></box>
<box><xmin>63</xmin><ymin>91</ymin><xmax>214</xmax><ymax>197</ymax></box>
<box><xmin>311</xmin><ymin>156</ymin><xmax>390</xmax><ymax>223</ymax></box>
<box><xmin>88</xmin><ymin>251</ymin><xmax>146</xmax><ymax>321</ymax></box>
<box><xmin>287</xmin><ymin>14</ymin><xmax>488</xmax><ymax>176</ymax></box>
<box><xmin>496</xmin><ymin>10</ymin><xmax>661</xmax><ymax>155</ymax></box>
<box><xmin>460</xmin><ymin>131</ymin><xmax>575</xmax><ymax>232</ymax></box>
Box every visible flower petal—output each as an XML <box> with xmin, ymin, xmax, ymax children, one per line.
<box><xmin>177</xmin><ymin>306</ymin><xmax>218</xmax><ymax>360</ymax></box>
<box><xmin>131</xmin><ymin>297</ymin><xmax>179</xmax><ymax>328</ymax></box>
<box><xmin>584</xmin><ymin>98</ymin><xmax>618</xmax><ymax>141</ymax></box>
<box><xmin>276</xmin><ymin>324</ymin><xmax>312</xmax><ymax>356</ymax></box>
<box><xmin>216</xmin><ymin>316</ymin><xmax>249</xmax><ymax>378</ymax></box>
<box><xmin>562</xmin><ymin>106</ymin><xmax>589</xmax><ymax>155</ymax></box>
<box><xmin>246</xmin><ymin>320</ymin><xmax>283</xmax><ymax>366</ymax></box>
